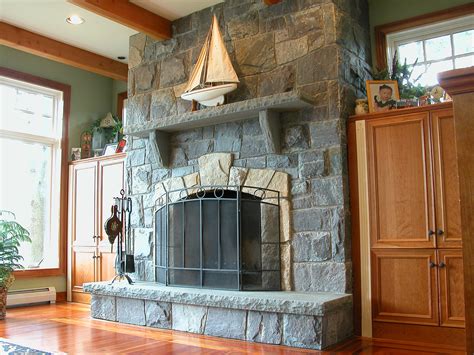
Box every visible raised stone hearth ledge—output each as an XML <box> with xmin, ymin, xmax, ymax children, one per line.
<box><xmin>85</xmin><ymin>281</ymin><xmax>352</xmax><ymax>350</ymax></box>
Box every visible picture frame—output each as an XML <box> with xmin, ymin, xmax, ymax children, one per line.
<box><xmin>366</xmin><ymin>80</ymin><xmax>400</xmax><ymax>113</ymax></box>
<box><xmin>102</xmin><ymin>143</ymin><xmax>118</xmax><ymax>156</ymax></box>
<box><xmin>115</xmin><ymin>138</ymin><xmax>127</xmax><ymax>153</ymax></box>
<box><xmin>71</xmin><ymin>147</ymin><xmax>81</xmax><ymax>161</ymax></box>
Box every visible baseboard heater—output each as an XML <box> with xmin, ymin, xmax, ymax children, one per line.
<box><xmin>7</xmin><ymin>287</ymin><xmax>56</xmax><ymax>307</ymax></box>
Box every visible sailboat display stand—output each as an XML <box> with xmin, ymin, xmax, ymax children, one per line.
<box><xmin>181</xmin><ymin>16</ymin><xmax>239</xmax><ymax>107</ymax></box>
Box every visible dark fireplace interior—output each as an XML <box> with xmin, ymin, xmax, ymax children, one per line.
<box><xmin>155</xmin><ymin>187</ymin><xmax>280</xmax><ymax>290</ymax></box>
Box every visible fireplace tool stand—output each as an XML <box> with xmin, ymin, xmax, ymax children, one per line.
<box><xmin>105</xmin><ymin>189</ymin><xmax>134</xmax><ymax>285</ymax></box>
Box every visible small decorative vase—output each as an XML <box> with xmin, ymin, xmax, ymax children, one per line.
<box><xmin>355</xmin><ymin>99</ymin><xmax>369</xmax><ymax>115</ymax></box>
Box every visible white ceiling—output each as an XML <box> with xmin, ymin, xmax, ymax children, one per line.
<box><xmin>0</xmin><ymin>0</ymin><xmax>223</xmax><ymax>64</ymax></box>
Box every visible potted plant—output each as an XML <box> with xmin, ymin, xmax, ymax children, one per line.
<box><xmin>0</xmin><ymin>211</ymin><xmax>31</xmax><ymax>320</ymax></box>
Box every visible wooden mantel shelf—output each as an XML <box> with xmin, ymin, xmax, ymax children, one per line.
<box><xmin>124</xmin><ymin>91</ymin><xmax>314</xmax><ymax>167</ymax></box>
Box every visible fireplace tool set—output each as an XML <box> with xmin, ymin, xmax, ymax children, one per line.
<box><xmin>104</xmin><ymin>189</ymin><xmax>135</xmax><ymax>284</ymax></box>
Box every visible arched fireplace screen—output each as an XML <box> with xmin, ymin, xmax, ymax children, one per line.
<box><xmin>154</xmin><ymin>186</ymin><xmax>280</xmax><ymax>291</ymax></box>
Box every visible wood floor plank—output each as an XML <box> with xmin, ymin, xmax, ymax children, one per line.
<box><xmin>0</xmin><ymin>303</ymin><xmax>466</xmax><ymax>354</ymax></box>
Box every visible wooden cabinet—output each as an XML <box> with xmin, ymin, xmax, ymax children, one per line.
<box><xmin>349</xmin><ymin>103</ymin><xmax>465</xmax><ymax>346</ymax></box>
<box><xmin>68</xmin><ymin>154</ymin><xmax>125</xmax><ymax>303</ymax></box>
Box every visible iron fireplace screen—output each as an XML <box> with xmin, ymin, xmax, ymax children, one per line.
<box><xmin>154</xmin><ymin>186</ymin><xmax>281</xmax><ymax>291</ymax></box>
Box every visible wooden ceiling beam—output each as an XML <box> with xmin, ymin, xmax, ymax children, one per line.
<box><xmin>68</xmin><ymin>0</ymin><xmax>171</xmax><ymax>40</ymax></box>
<box><xmin>0</xmin><ymin>21</ymin><xmax>128</xmax><ymax>81</ymax></box>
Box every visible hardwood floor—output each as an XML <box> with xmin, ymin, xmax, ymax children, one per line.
<box><xmin>0</xmin><ymin>303</ymin><xmax>466</xmax><ymax>354</ymax></box>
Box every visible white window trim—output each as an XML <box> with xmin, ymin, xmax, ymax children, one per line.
<box><xmin>0</xmin><ymin>75</ymin><xmax>64</xmax><ymax>270</ymax></box>
<box><xmin>386</xmin><ymin>14</ymin><xmax>474</xmax><ymax>67</ymax></box>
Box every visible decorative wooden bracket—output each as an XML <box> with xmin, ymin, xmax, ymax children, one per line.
<box><xmin>149</xmin><ymin>131</ymin><xmax>170</xmax><ymax>167</ymax></box>
<box><xmin>259</xmin><ymin>110</ymin><xmax>281</xmax><ymax>154</ymax></box>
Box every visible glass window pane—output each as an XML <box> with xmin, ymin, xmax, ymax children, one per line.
<box><xmin>425</xmin><ymin>35</ymin><xmax>452</xmax><ymax>61</ymax></box>
<box><xmin>398</xmin><ymin>41</ymin><xmax>424</xmax><ymax>65</ymax></box>
<box><xmin>409</xmin><ymin>64</ymin><xmax>427</xmax><ymax>84</ymax></box>
<box><xmin>453</xmin><ymin>30</ymin><xmax>474</xmax><ymax>56</ymax></box>
<box><xmin>455</xmin><ymin>55</ymin><xmax>474</xmax><ymax>69</ymax></box>
<box><xmin>0</xmin><ymin>138</ymin><xmax>59</xmax><ymax>269</ymax></box>
<box><xmin>417</xmin><ymin>60</ymin><xmax>453</xmax><ymax>86</ymax></box>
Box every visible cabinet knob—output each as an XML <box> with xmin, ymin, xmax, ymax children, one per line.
<box><xmin>428</xmin><ymin>230</ymin><xmax>435</xmax><ymax>237</ymax></box>
<box><xmin>439</xmin><ymin>261</ymin><xmax>446</xmax><ymax>268</ymax></box>
<box><xmin>429</xmin><ymin>261</ymin><xmax>437</xmax><ymax>268</ymax></box>
<box><xmin>437</xmin><ymin>229</ymin><xmax>444</xmax><ymax>236</ymax></box>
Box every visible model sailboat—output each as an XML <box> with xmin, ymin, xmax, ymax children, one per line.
<box><xmin>181</xmin><ymin>16</ymin><xmax>239</xmax><ymax>107</ymax></box>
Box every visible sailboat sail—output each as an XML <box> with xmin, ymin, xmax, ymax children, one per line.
<box><xmin>183</xmin><ymin>16</ymin><xmax>239</xmax><ymax>93</ymax></box>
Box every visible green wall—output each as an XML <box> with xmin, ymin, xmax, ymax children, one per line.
<box><xmin>368</xmin><ymin>0</ymin><xmax>472</xmax><ymax>66</ymax></box>
<box><xmin>0</xmin><ymin>45</ymin><xmax>126</xmax><ymax>293</ymax></box>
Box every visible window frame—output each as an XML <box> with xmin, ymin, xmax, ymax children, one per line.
<box><xmin>0</xmin><ymin>66</ymin><xmax>70</xmax><ymax>278</ymax></box>
<box><xmin>374</xmin><ymin>3</ymin><xmax>474</xmax><ymax>70</ymax></box>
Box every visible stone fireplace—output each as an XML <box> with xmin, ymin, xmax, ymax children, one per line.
<box><xmin>85</xmin><ymin>0</ymin><xmax>371</xmax><ymax>349</ymax></box>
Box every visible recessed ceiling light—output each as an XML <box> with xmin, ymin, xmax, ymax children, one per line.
<box><xmin>66</xmin><ymin>15</ymin><xmax>85</xmax><ymax>25</ymax></box>
<box><xmin>117</xmin><ymin>56</ymin><xmax>126</xmax><ymax>60</ymax></box>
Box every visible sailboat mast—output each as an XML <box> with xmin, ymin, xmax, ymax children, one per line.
<box><xmin>199</xmin><ymin>21</ymin><xmax>214</xmax><ymax>88</ymax></box>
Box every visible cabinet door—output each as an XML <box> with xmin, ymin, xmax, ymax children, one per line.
<box><xmin>438</xmin><ymin>249</ymin><xmax>465</xmax><ymax>328</ymax></box>
<box><xmin>431</xmin><ymin>110</ymin><xmax>462</xmax><ymax>248</ymax></box>
<box><xmin>372</xmin><ymin>249</ymin><xmax>439</xmax><ymax>325</ymax></box>
<box><xmin>366</xmin><ymin>113</ymin><xmax>435</xmax><ymax>248</ymax></box>
<box><xmin>97</xmin><ymin>157</ymin><xmax>125</xmax><ymax>282</ymax></box>
<box><xmin>70</xmin><ymin>162</ymin><xmax>97</xmax><ymax>298</ymax></box>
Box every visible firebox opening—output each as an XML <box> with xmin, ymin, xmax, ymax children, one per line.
<box><xmin>154</xmin><ymin>187</ymin><xmax>280</xmax><ymax>291</ymax></box>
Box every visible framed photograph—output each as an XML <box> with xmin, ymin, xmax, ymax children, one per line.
<box><xmin>71</xmin><ymin>147</ymin><xmax>81</xmax><ymax>161</ymax></box>
<box><xmin>116</xmin><ymin>138</ymin><xmax>127</xmax><ymax>153</ymax></box>
<box><xmin>102</xmin><ymin>143</ymin><xmax>118</xmax><ymax>156</ymax></box>
<box><xmin>366</xmin><ymin>80</ymin><xmax>400</xmax><ymax>113</ymax></box>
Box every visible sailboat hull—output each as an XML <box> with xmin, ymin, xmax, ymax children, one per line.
<box><xmin>181</xmin><ymin>83</ymin><xmax>237</xmax><ymax>106</ymax></box>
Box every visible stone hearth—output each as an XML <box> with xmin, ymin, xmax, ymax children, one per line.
<box><xmin>85</xmin><ymin>282</ymin><xmax>352</xmax><ymax>350</ymax></box>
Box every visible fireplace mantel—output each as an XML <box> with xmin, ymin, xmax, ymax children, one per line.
<box><xmin>123</xmin><ymin>90</ymin><xmax>314</xmax><ymax>167</ymax></box>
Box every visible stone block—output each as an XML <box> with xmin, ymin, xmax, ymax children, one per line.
<box><xmin>296</xmin><ymin>46</ymin><xmax>338</xmax><ymax>86</ymax></box>
<box><xmin>279</xmin><ymin>199</ymin><xmax>291</xmax><ymax>243</ymax></box>
<box><xmin>266</xmin><ymin>154</ymin><xmax>297</xmax><ymax>170</ymax></box>
<box><xmin>293</xmin><ymin>232</ymin><xmax>331</xmax><ymax>262</ymax></box>
<box><xmin>291</xmin><ymin>180</ymin><xmax>308</xmax><ymax>196</ymax></box>
<box><xmin>198</xmin><ymin>153</ymin><xmax>233</xmax><ymax>186</ymax></box>
<box><xmin>262</xmin><ymin>244</ymin><xmax>279</xmax><ymax>271</ymax></box>
<box><xmin>309</xmin><ymin>119</ymin><xmax>340</xmax><ymax>149</ymax></box>
<box><xmin>90</xmin><ymin>295</ymin><xmax>116</xmax><ymax>321</ymax></box>
<box><xmin>293</xmin><ymin>262</ymin><xmax>351</xmax><ymax>293</ymax></box>
<box><xmin>292</xmin><ymin>208</ymin><xmax>332</xmax><ymax>232</ymax></box>
<box><xmin>240</xmin><ymin>136</ymin><xmax>267</xmax><ymax>158</ymax></box>
<box><xmin>263</xmin><ymin>271</ymin><xmax>281</xmax><ymax>290</ymax></box>
<box><xmin>132</xmin><ymin>164</ymin><xmax>152</xmax><ymax>194</ymax></box>
<box><xmin>243</xmin><ymin>168</ymin><xmax>275</xmax><ymax>192</ymax></box>
<box><xmin>283</xmin><ymin>125</ymin><xmax>310</xmax><ymax>150</ymax></box>
<box><xmin>311</xmin><ymin>177</ymin><xmax>344</xmax><ymax>206</ymax></box>
<box><xmin>184</xmin><ymin>140</ymin><xmax>213</xmax><ymax>159</ymax></box>
<box><xmin>276</xmin><ymin>37</ymin><xmax>308</xmax><ymax>65</ymax></box>
<box><xmin>134</xmin><ymin>64</ymin><xmax>157</xmax><ymax>93</ymax></box>
<box><xmin>127</xmin><ymin>93</ymin><xmax>150</xmax><ymax>125</ymax></box>
<box><xmin>287</xmin><ymin>6</ymin><xmax>323</xmax><ymax>38</ymax></box>
<box><xmin>261</xmin><ymin>203</ymin><xmax>279</xmax><ymax>243</ymax></box>
<box><xmin>235</xmin><ymin>33</ymin><xmax>276</xmax><ymax>76</ymax></box>
<box><xmin>266</xmin><ymin>171</ymin><xmax>290</xmax><ymax>199</ymax></box>
<box><xmin>227</xmin><ymin>10</ymin><xmax>259</xmax><ymax>39</ymax></box>
<box><xmin>145</xmin><ymin>301</ymin><xmax>172</xmax><ymax>329</ymax></box>
<box><xmin>172</xmin><ymin>304</ymin><xmax>208</xmax><ymax>334</ymax></box>
<box><xmin>245</xmin><ymin>156</ymin><xmax>266</xmax><ymax>169</ymax></box>
<box><xmin>128</xmin><ymin>149</ymin><xmax>146</xmax><ymax>167</ymax></box>
<box><xmin>204</xmin><ymin>308</ymin><xmax>247</xmax><ymax>340</ymax></box>
<box><xmin>283</xmin><ymin>314</ymin><xmax>322</xmax><ymax>350</ymax></box>
<box><xmin>130</xmin><ymin>195</ymin><xmax>143</xmax><ymax>227</ymax></box>
<box><xmin>160</xmin><ymin>55</ymin><xmax>187</xmax><ymax>88</ymax></box>
<box><xmin>246</xmin><ymin>312</ymin><xmax>282</xmax><ymax>344</ymax></box>
<box><xmin>116</xmin><ymin>297</ymin><xmax>146</xmax><ymax>326</ymax></box>
<box><xmin>152</xmin><ymin>168</ymin><xmax>170</xmax><ymax>184</ymax></box>
<box><xmin>280</xmin><ymin>242</ymin><xmax>292</xmax><ymax>290</ymax></box>
<box><xmin>321</xmin><ymin>306</ymin><xmax>353</xmax><ymax>348</ymax></box>
<box><xmin>242</xmin><ymin>119</ymin><xmax>262</xmax><ymax>136</ymax></box>
<box><xmin>172</xmin><ymin>165</ymin><xmax>194</xmax><ymax>178</ymax></box>
<box><xmin>150</xmin><ymin>88</ymin><xmax>177</xmax><ymax>120</ymax></box>
<box><xmin>134</xmin><ymin>228</ymin><xmax>153</xmax><ymax>258</ymax></box>
<box><xmin>229</xmin><ymin>167</ymin><xmax>248</xmax><ymax>187</ymax></box>
<box><xmin>258</xmin><ymin>65</ymin><xmax>295</xmax><ymax>97</ymax></box>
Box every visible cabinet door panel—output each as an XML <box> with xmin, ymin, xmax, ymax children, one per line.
<box><xmin>372</xmin><ymin>249</ymin><xmax>439</xmax><ymax>325</ymax></box>
<box><xmin>367</xmin><ymin>114</ymin><xmax>435</xmax><ymax>248</ymax></box>
<box><xmin>71</xmin><ymin>247</ymin><xmax>95</xmax><ymax>293</ymax></box>
<box><xmin>98</xmin><ymin>157</ymin><xmax>125</xmax><ymax>282</ymax></box>
<box><xmin>438</xmin><ymin>249</ymin><xmax>465</xmax><ymax>328</ymax></box>
<box><xmin>431</xmin><ymin>110</ymin><xmax>462</xmax><ymax>248</ymax></box>
<box><xmin>72</xmin><ymin>163</ymin><xmax>97</xmax><ymax>247</ymax></box>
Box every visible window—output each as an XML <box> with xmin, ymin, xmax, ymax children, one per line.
<box><xmin>386</xmin><ymin>15</ymin><xmax>474</xmax><ymax>86</ymax></box>
<box><xmin>0</xmin><ymin>69</ymin><xmax>69</xmax><ymax>274</ymax></box>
